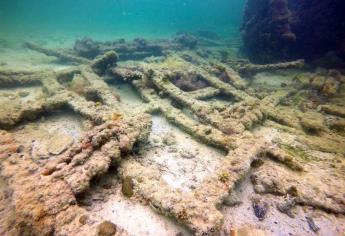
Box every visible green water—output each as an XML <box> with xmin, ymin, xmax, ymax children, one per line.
<box><xmin>0</xmin><ymin>0</ymin><xmax>245</xmax><ymax>42</ymax></box>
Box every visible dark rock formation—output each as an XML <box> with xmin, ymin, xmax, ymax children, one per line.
<box><xmin>173</xmin><ymin>33</ymin><xmax>198</xmax><ymax>49</ymax></box>
<box><xmin>74</xmin><ymin>38</ymin><xmax>101</xmax><ymax>59</ymax></box>
<box><xmin>241</xmin><ymin>0</ymin><xmax>345</xmax><ymax>66</ymax></box>
<box><xmin>73</xmin><ymin>37</ymin><xmax>163</xmax><ymax>61</ymax></box>
<box><xmin>91</xmin><ymin>51</ymin><xmax>118</xmax><ymax>75</ymax></box>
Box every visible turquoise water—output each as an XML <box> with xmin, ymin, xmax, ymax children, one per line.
<box><xmin>0</xmin><ymin>0</ymin><xmax>245</xmax><ymax>41</ymax></box>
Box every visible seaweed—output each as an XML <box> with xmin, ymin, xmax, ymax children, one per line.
<box><xmin>278</xmin><ymin>143</ymin><xmax>311</xmax><ymax>162</ymax></box>
<box><xmin>218</xmin><ymin>172</ymin><xmax>230</xmax><ymax>183</ymax></box>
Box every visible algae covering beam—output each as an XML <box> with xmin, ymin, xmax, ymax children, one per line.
<box><xmin>0</xmin><ymin>97</ymin><xmax>65</xmax><ymax>129</ymax></box>
<box><xmin>0</xmin><ymin>131</ymin><xmax>109</xmax><ymax>235</ymax></box>
<box><xmin>80</xmin><ymin>67</ymin><xmax>122</xmax><ymax>111</ymax></box>
<box><xmin>43</xmin><ymin>114</ymin><xmax>151</xmax><ymax>194</ymax></box>
<box><xmin>188</xmin><ymin>87</ymin><xmax>221</xmax><ymax>100</ymax></box>
<box><xmin>120</xmin><ymin>137</ymin><xmax>268</xmax><ymax>235</ymax></box>
<box><xmin>148</xmin><ymin>71</ymin><xmax>264</xmax><ymax>135</ymax></box>
<box><xmin>259</xmin><ymin>90</ymin><xmax>303</xmax><ymax>128</ymax></box>
<box><xmin>260</xmin><ymin>90</ymin><xmax>292</xmax><ymax>107</ymax></box>
<box><xmin>0</xmin><ymin>69</ymin><xmax>45</xmax><ymax>86</ymax></box>
<box><xmin>160</xmin><ymin>100</ymin><xmax>234</xmax><ymax>151</ymax></box>
<box><xmin>217</xmin><ymin>65</ymin><xmax>247</xmax><ymax>89</ymax></box>
<box><xmin>236</xmin><ymin>59</ymin><xmax>305</xmax><ymax>76</ymax></box>
<box><xmin>120</xmin><ymin>134</ymin><xmax>307</xmax><ymax>235</ymax></box>
<box><xmin>132</xmin><ymin>79</ymin><xmax>234</xmax><ymax>151</ymax></box>
<box><xmin>0</xmin><ymin>119</ymin><xmax>150</xmax><ymax>235</ymax></box>
<box><xmin>89</xmin><ymin>51</ymin><xmax>118</xmax><ymax>75</ymax></box>
<box><xmin>24</xmin><ymin>42</ymin><xmax>90</xmax><ymax>64</ymax></box>
<box><xmin>200</xmin><ymin>72</ymin><xmax>257</xmax><ymax>102</ymax></box>
<box><xmin>149</xmin><ymin>71</ymin><xmax>198</xmax><ymax>108</ymax></box>
<box><xmin>40</xmin><ymin>75</ymin><xmax>115</xmax><ymax>124</ymax></box>
<box><xmin>320</xmin><ymin>104</ymin><xmax>345</xmax><ymax>118</ymax></box>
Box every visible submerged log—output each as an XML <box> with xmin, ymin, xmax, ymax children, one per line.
<box><xmin>237</xmin><ymin>59</ymin><xmax>305</xmax><ymax>76</ymax></box>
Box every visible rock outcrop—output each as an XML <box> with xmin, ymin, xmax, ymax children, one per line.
<box><xmin>241</xmin><ymin>0</ymin><xmax>345</xmax><ymax>66</ymax></box>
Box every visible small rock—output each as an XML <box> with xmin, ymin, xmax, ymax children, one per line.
<box><xmin>223</xmin><ymin>191</ymin><xmax>242</xmax><ymax>207</ymax></box>
<box><xmin>180</xmin><ymin>149</ymin><xmax>194</xmax><ymax>159</ymax></box>
<box><xmin>122</xmin><ymin>176</ymin><xmax>134</xmax><ymax>197</ymax></box>
<box><xmin>277</xmin><ymin>198</ymin><xmax>296</xmax><ymax>218</ymax></box>
<box><xmin>97</xmin><ymin>221</ymin><xmax>117</xmax><ymax>236</ymax></box>
<box><xmin>17</xmin><ymin>145</ymin><xmax>25</xmax><ymax>153</ymax></box>
<box><xmin>79</xmin><ymin>215</ymin><xmax>88</xmax><ymax>225</ymax></box>
<box><xmin>252</xmin><ymin>198</ymin><xmax>268</xmax><ymax>221</ymax></box>
<box><xmin>78</xmin><ymin>197</ymin><xmax>93</xmax><ymax>206</ymax></box>
<box><xmin>32</xmin><ymin>144</ymin><xmax>50</xmax><ymax>159</ymax></box>
<box><xmin>204</xmin><ymin>127</ymin><xmax>212</xmax><ymax>135</ymax></box>
<box><xmin>251</xmin><ymin>159</ymin><xmax>264</xmax><ymax>168</ymax></box>
<box><xmin>162</xmin><ymin>133</ymin><xmax>176</xmax><ymax>146</ymax></box>
<box><xmin>280</xmin><ymin>82</ymin><xmax>288</xmax><ymax>87</ymax></box>
<box><xmin>152</xmin><ymin>136</ymin><xmax>160</xmax><ymax>143</ymax></box>
<box><xmin>48</xmin><ymin>134</ymin><xmax>74</xmax><ymax>155</ymax></box>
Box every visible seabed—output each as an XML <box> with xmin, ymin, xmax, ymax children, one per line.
<box><xmin>0</xmin><ymin>34</ymin><xmax>344</xmax><ymax>236</ymax></box>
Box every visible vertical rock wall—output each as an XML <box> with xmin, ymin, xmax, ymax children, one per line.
<box><xmin>241</xmin><ymin>0</ymin><xmax>345</xmax><ymax>65</ymax></box>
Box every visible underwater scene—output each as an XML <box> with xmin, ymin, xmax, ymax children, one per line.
<box><xmin>0</xmin><ymin>0</ymin><xmax>345</xmax><ymax>235</ymax></box>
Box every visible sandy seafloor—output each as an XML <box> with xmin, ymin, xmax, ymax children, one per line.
<box><xmin>0</xmin><ymin>34</ymin><xmax>345</xmax><ymax>236</ymax></box>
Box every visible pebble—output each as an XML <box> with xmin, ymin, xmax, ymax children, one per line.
<box><xmin>152</xmin><ymin>137</ymin><xmax>160</xmax><ymax>143</ymax></box>
<box><xmin>97</xmin><ymin>221</ymin><xmax>117</xmax><ymax>236</ymax></box>
<box><xmin>223</xmin><ymin>191</ymin><xmax>242</xmax><ymax>207</ymax></box>
<box><xmin>252</xmin><ymin>198</ymin><xmax>268</xmax><ymax>221</ymax></box>
<box><xmin>277</xmin><ymin>198</ymin><xmax>296</xmax><ymax>218</ymax></box>
<box><xmin>79</xmin><ymin>215</ymin><xmax>88</xmax><ymax>225</ymax></box>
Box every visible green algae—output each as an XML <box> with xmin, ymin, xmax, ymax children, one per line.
<box><xmin>278</xmin><ymin>143</ymin><xmax>311</xmax><ymax>162</ymax></box>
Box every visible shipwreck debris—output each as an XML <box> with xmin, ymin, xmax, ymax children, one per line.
<box><xmin>0</xmin><ymin>34</ymin><xmax>344</xmax><ymax>236</ymax></box>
